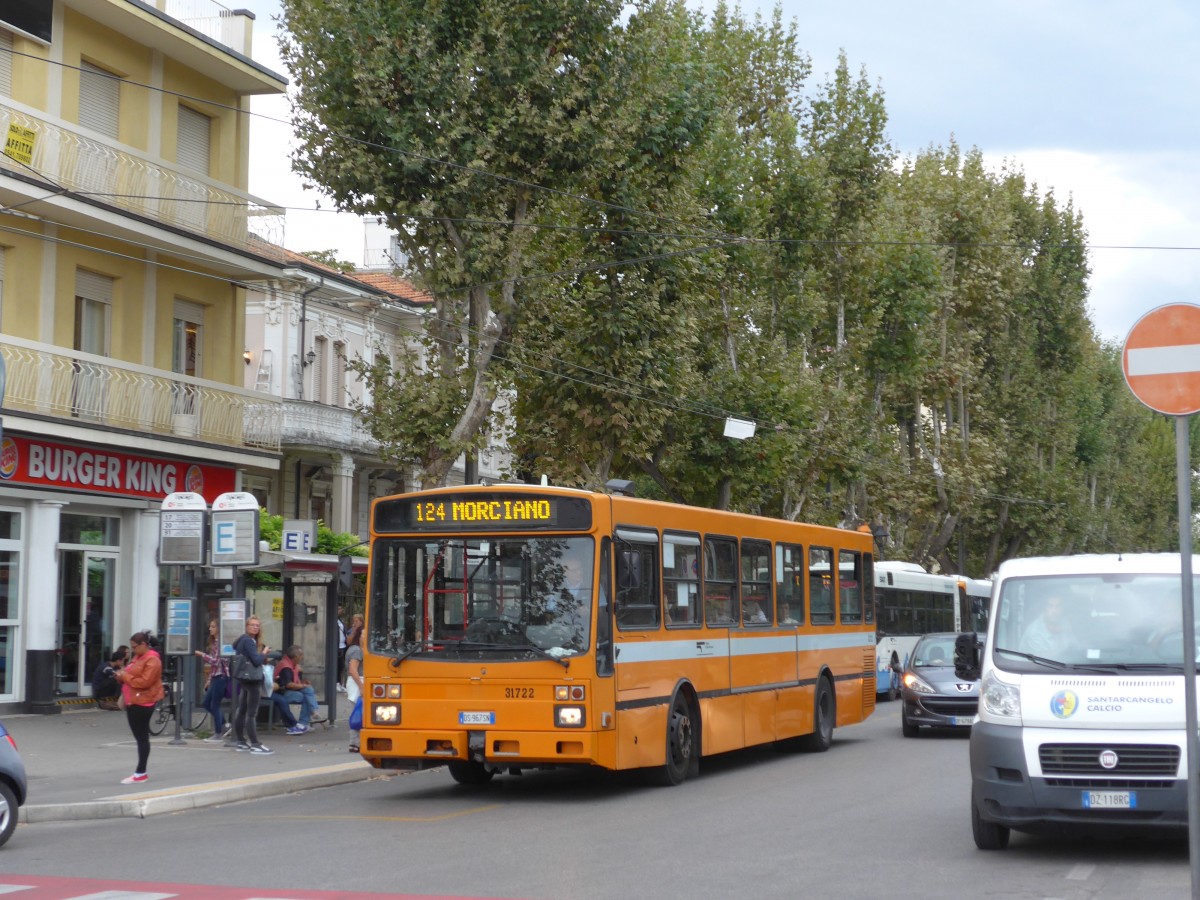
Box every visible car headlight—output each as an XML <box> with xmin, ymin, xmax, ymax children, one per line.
<box><xmin>980</xmin><ymin>669</ymin><xmax>1021</xmax><ymax>722</ymax></box>
<box><xmin>902</xmin><ymin>672</ymin><xmax>935</xmax><ymax>694</ymax></box>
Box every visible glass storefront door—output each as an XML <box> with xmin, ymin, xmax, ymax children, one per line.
<box><xmin>57</xmin><ymin>550</ymin><xmax>117</xmax><ymax>696</ymax></box>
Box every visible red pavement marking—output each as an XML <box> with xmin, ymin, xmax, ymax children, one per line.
<box><xmin>0</xmin><ymin>874</ymin><xmax>508</xmax><ymax>900</ymax></box>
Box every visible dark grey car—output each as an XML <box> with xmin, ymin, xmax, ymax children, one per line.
<box><xmin>901</xmin><ymin>632</ymin><xmax>980</xmax><ymax>737</ymax></box>
<box><xmin>0</xmin><ymin>720</ymin><xmax>27</xmax><ymax>847</ymax></box>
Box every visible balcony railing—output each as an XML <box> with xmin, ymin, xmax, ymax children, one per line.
<box><xmin>0</xmin><ymin>100</ymin><xmax>285</xmax><ymax>257</ymax></box>
<box><xmin>281</xmin><ymin>399</ymin><xmax>376</xmax><ymax>454</ymax></box>
<box><xmin>0</xmin><ymin>335</ymin><xmax>281</xmax><ymax>452</ymax></box>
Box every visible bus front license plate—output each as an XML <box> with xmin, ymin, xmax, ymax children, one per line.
<box><xmin>1082</xmin><ymin>791</ymin><xmax>1135</xmax><ymax>809</ymax></box>
<box><xmin>460</xmin><ymin>711</ymin><xmax>495</xmax><ymax>726</ymax></box>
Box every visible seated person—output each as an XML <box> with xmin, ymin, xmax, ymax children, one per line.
<box><xmin>706</xmin><ymin>598</ymin><xmax>734</xmax><ymax>625</ymax></box>
<box><xmin>273</xmin><ymin>645</ymin><xmax>322</xmax><ymax>734</ymax></box>
<box><xmin>778</xmin><ymin>602</ymin><xmax>798</xmax><ymax>625</ymax></box>
<box><xmin>91</xmin><ymin>646</ymin><xmax>128</xmax><ymax>710</ymax></box>
<box><xmin>742</xmin><ymin>593</ymin><xmax>769</xmax><ymax>624</ymax></box>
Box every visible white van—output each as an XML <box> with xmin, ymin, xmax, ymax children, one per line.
<box><xmin>960</xmin><ymin>553</ymin><xmax>1200</xmax><ymax>849</ymax></box>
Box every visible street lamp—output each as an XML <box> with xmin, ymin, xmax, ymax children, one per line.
<box><xmin>304</xmin><ymin>349</ymin><xmax>316</xmax><ymax>367</ymax></box>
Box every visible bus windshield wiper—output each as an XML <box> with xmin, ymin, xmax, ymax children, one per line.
<box><xmin>458</xmin><ymin>640</ymin><xmax>570</xmax><ymax>669</ymax></box>
<box><xmin>390</xmin><ymin>640</ymin><xmax>439</xmax><ymax>668</ymax></box>
<box><xmin>993</xmin><ymin>647</ymin><xmax>1068</xmax><ymax>669</ymax></box>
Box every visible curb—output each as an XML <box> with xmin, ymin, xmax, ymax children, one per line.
<box><xmin>19</xmin><ymin>761</ymin><xmax>375</xmax><ymax>823</ymax></box>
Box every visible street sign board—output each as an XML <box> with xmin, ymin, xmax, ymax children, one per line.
<box><xmin>159</xmin><ymin>491</ymin><xmax>207</xmax><ymax>565</ymax></box>
<box><xmin>165</xmin><ymin>598</ymin><xmax>193</xmax><ymax>655</ymax></box>
<box><xmin>209</xmin><ymin>491</ymin><xmax>260</xmax><ymax>567</ymax></box>
<box><xmin>1122</xmin><ymin>302</ymin><xmax>1200</xmax><ymax>416</ymax></box>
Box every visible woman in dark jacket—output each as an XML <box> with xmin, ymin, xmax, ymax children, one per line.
<box><xmin>231</xmin><ymin>615</ymin><xmax>273</xmax><ymax>755</ymax></box>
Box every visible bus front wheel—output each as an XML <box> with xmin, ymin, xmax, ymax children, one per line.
<box><xmin>653</xmin><ymin>691</ymin><xmax>695</xmax><ymax>786</ymax></box>
<box><xmin>448</xmin><ymin>760</ymin><xmax>494</xmax><ymax>785</ymax></box>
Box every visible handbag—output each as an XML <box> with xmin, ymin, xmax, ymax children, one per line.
<box><xmin>232</xmin><ymin>652</ymin><xmax>263</xmax><ymax>684</ymax></box>
<box><xmin>348</xmin><ymin>696</ymin><xmax>363</xmax><ymax>731</ymax></box>
<box><xmin>261</xmin><ymin>662</ymin><xmax>276</xmax><ymax>697</ymax></box>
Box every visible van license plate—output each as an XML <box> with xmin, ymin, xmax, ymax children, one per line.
<box><xmin>1082</xmin><ymin>791</ymin><xmax>1135</xmax><ymax>809</ymax></box>
<box><xmin>460</xmin><ymin>711</ymin><xmax>495</xmax><ymax>725</ymax></box>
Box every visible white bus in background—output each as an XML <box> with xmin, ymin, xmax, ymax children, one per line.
<box><xmin>875</xmin><ymin>561</ymin><xmax>963</xmax><ymax>700</ymax></box>
<box><xmin>961</xmin><ymin>553</ymin><xmax>1200</xmax><ymax>849</ymax></box>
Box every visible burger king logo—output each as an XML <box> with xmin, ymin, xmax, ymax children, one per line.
<box><xmin>1050</xmin><ymin>689</ymin><xmax>1078</xmax><ymax>719</ymax></box>
<box><xmin>0</xmin><ymin>437</ymin><xmax>18</xmax><ymax>480</ymax></box>
<box><xmin>184</xmin><ymin>464</ymin><xmax>204</xmax><ymax>495</ymax></box>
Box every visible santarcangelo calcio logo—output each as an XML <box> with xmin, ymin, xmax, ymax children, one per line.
<box><xmin>0</xmin><ymin>437</ymin><xmax>17</xmax><ymax>480</ymax></box>
<box><xmin>1050</xmin><ymin>689</ymin><xmax>1079</xmax><ymax>719</ymax></box>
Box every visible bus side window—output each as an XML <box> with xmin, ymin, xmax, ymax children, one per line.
<box><xmin>740</xmin><ymin>539</ymin><xmax>772</xmax><ymax>626</ymax></box>
<box><xmin>810</xmin><ymin>546</ymin><xmax>834</xmax><ymax>625</ymax></box>
<box><xmin>776</xmin><ymin>542</ymin><xmax>804</xmax><ymax>625</ymax></box>
<box><xmin>664</xmin><ymin>532</ymin><xmax>701</xmax><ymax>627</ymax></box>
<box><xmin>839</xmin><ymin>549</ymin><xmax>862</xmax><ymax>624</ymax></box>
<box><xmin>615</xmin><ymin>531</ymin><xmax>660</xmax><ymax>630</ymax></box>
<box><xmin>704</xmin><ymin>536</ymin><xmax>738</xmax><ymax>626</ymax></box>
<box><xmin>596</xmin><ymin>539</ymin><xmax>613</xmax><ymax>676</ymax></box>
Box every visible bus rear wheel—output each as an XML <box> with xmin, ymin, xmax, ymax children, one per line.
<box><xmin>448</xmin><ymin>760</ymin><xmax>494</xmax><ymax>785</ymax></box>
<box><xmin>653</xmin><ymin>692</ymin><xmax>695</xmax><ymax>786</ymax></box>
<box><xmin>799</xmin><ymin>676</ymin><xmax>834</xmax><ymax>752</ymax></box>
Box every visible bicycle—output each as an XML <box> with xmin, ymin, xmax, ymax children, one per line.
<box><xmin>148</xmin><ymin>661</ymin><xmax>209</xmax><ymax>736</ymax></box>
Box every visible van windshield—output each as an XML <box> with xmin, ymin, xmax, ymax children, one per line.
<box><xmin>992</xmin><ymin>573</ymin><xmax>1200</xmax><ymax>670</ymax></box>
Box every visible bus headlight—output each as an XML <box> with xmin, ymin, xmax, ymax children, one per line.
<box><xmin>555</xmin><ymin>706</ymin><xmax>585</xmax><ymax>728</ymax></box>
<box><xmin>980</xmin><ymin>670</ymin><xmax>1021</xmax><ymax>722</ymax></box>
<box><xmin>372</xmin><ymin>703</ymin><xmax>400</xmax><ymax>725</ymax></box>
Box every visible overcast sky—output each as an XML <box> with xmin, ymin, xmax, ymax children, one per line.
<box><xmin>239</xmin><ymin>0</ymin><xmax>1200</xmax><ymax>342</ymax></box>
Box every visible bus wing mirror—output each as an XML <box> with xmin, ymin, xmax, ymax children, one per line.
<box><xmin>617</xmin><ymin>550</ymin><xmax>641</xmax><ymax>589</ymax></box>
<box><xmin>954</xmin><ymin>632</ymin><xmax>981</xmax><ymax>681</ymax></box>
<box><xmin>337</xmin><ymin>553</ymin><xmax>355</xmax><ymax>592</ymax></box>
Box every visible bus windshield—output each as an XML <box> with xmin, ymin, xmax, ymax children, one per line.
<box><xmin>992</xmin><ymin>573</ymin><xmax>1200</xmax><ymax>670</ymax></box>
<box><xmin>369</xmin><ymin>535</ymin><xmax>594</xmax><ymax>661</ymax></box>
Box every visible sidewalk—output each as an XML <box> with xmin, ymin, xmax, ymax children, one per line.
<box><xmin>5</xmin><ymin>705</ymin><xmax>382</xmax><ymax>824</ymax></box>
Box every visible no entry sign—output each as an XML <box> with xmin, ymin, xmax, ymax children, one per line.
<box><xmin>1122</xmin><ymin>302</ymin><xmax>1200</xmax><ymax>416</ymax></box>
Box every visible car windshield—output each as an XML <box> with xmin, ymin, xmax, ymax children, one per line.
<box><xmin>992</xmin><ymin>572</ymin><xmax>1200</xmax><ymax>671</ymax></box>
<box><xmin>369</xmin><ymin>536</ymin><xmax>594</xmax><ymax>662</ymax></box>
<box><xmin>912</xmin><ymin>636</ymin><xmax>955</xmax><ymax>667</ymax></box>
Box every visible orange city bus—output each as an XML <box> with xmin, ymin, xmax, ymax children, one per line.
<box><xmin>358</xmin><ymin>483</ymin><xmax>877</xmax><ymax>786</ymax></box>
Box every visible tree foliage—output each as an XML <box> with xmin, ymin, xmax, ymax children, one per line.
<box><xmin>279</xmin><ymin>0</ymin><xmax>1191</xmax><ymax>575</ymax></box>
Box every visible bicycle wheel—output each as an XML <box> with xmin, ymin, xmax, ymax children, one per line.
<box><xmin>147</xmin><ymin>695</ymin><xmax>172</xmax><ymax>735</ymax></box>
<box><xmin>188</xmin><ymin>704</ymin><xmax>210</xmax><ymax>732</ymax></box>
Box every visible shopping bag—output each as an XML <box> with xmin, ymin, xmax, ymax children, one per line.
<box><xmin>261</xmin><ymin>662</ymin><xmax>275</xmax><ymax>697</ymax></box>
<box><xmin>348</xmin><ymin>697</ymin><xmax>363</xmax><ymax>731</ymax></box>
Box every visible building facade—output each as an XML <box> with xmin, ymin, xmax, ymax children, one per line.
<box><xmin>0</xmin><ymin>0</ymin><xmax>288</xmax><ymax>715</ymax></box>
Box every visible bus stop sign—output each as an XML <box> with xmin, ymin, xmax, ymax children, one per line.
<box><xmin>1122</xmin><ymin>302</ymin><xmax>1200</xmax><ymax>416</ymax></box>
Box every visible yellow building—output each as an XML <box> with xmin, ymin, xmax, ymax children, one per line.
<box><xmin>0</xmin><ymin>0</ymin><xmax>288</xmax><ymax>714</ymax></box>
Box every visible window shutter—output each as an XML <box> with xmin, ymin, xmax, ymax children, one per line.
<box><xmin>79</xmin><ymin>62</ymin><xmax>119</xmax><ymax>139</ymax></box>
<box><xmin>176</xmin><ymin>106</ymin><xmax>210</xmax><ymax>175</ymax></box>
<box><xmin>0</xmin><ymin>31</ymin><xmax>12</xmax><ymax>97</ymax></box>
<box><xmin>76</xmin><ymin>269</ymin><xmax>114</xmax><ymax>304</ymax></box>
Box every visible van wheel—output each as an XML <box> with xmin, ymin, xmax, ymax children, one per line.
<box><xmin>799</xmin><ymin>677</ymin><xmax>834</xmax><ymax>752</ymax></box>
<box><xmin>971</xmin><ymin>789</ymin><xmax>1010</xmax><ymax>850</ymax></box>
<box><xmin>652</xmin><ymin>691</ymin><xmax>694</xmax><ymax>786</ymax></box>
<box><xmin>448</xmin><ymin>760</ymin><xmax>494</xmax><ymax>785</ymax></box>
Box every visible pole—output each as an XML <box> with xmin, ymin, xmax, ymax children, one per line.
<box><xmin>1176</xmin><ymin>415</ymin><xmax>1199</xmax><ymax>893</ymax></box>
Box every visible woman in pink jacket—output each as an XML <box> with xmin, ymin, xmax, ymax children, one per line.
<box><xmin>114</xmin><ymin>630</ymin><xmax>164</xmax><ymax>785</ymax></box>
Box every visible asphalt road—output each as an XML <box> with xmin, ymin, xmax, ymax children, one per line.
<box><xmin>3</xmin><ymin>702</ymin><xmax>1192</xmax><ymax>899</ymax></box>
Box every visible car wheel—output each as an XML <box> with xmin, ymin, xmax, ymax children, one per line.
<box><xmin>0</xmin><ymin>781</ymin><xmax>17</xmax><ymax>848</ymax></box>
<box><xmin>971</xmin><ymin>788</ymin><xmax>1010</xmax><ymax>850</ymax></box>
<box><xmin>901</xmin><ymin>708</ymin><xmax>919</xmax><ymax>738</ymax></box>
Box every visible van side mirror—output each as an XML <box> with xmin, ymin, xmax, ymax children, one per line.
<box><xmin>955</xmin><ymin>632</ymin><xmax>982</xmax><ymax>681</ymax></box>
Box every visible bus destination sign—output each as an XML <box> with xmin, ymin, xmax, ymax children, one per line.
<box><xmin>375</xmin><ymin>493</ymin><xmax>593</xmax><ymax>533</ymax></box>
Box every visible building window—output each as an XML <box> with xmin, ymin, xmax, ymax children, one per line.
<box><xmin>0</xmin><ymin>30</ymin><xmax>12</xmax><ymax>97</ymax></box>
<box><xmin>79</xmin><ymin>61</ymin><xmax>120</xmax><ymax>140</ymax></box>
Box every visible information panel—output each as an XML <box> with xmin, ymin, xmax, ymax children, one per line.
<box><xmin>209</xmin><ymin>492</ymin><xmax>260</xmax><ymax>567</ymax></box>
<box><xmin>374</xmin><ymin>493</ymin><xmax>593</xmax><ymax>534</ymax></box>
<box><xmin>165</xmin><ymin>598</ymin><xmax>193</xmax><ymax>655</ymax></box>
<box><xmin>219</xmin><ymin>599</ymin><xmax>247</xmax><ymax>656</ymax></box>
<box><xmin>159</xmin><ymin>492</ymin><xmax>207</xmax><ymax>565</ymax></box>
